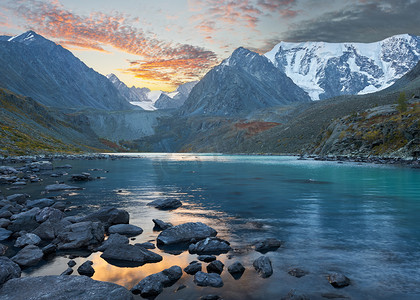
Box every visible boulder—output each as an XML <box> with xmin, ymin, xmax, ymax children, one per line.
<box><xmin>96</xmin><ymin>233</ymin><xmax>129</xmax><ymax>252</ymax></box>
<box><xmin>42</xmin><ymin>243</ymin><xmax>57</xmax><ymax>255</ymax></box>
<box><xmin>131</xmin><ymin>266</ymin><xmax>182</xmax><ymax>297</ymax></box>
<box><xmin>193</xmin><ymin>271</ymin><xmax>223</xmax><ymax>287</ymax></box>
<box><xmin>26</xmin><ymin>198</ymin><xmax>55</xmax><ymax>209</ymax></box>
<box><xmin>0</xmin><ymin>243</ymin><xmax>7</xmax><ymax>255</ymax></box>
<box><xmin>189</xmin><ymin>237</ymin><xmax>231</xmax><ymax>255</ymax></box>
<box><xmin>28</xmin><ymin>161</ymin><xmax>53</xmax><ymax>170</ymax></box>
<box><xmin>253</xmin><ymin>238</ymin><xmax>283</xmax><ymax>253</ymax></box>
<box><xmin>56</xmin><ymin>221</ymin><xmax>105</xmax><ymax>249</ymax></box>
<box><xmin>77</xmin><ymin>260</ymin><xmax>95</xmax><ymax>277</ymax></box>
<box><xmin>198</xmin><ymin>255</ymin><xmax>217</xmax><ymax>262</ymax></box>
<box><xmin>100</xmin><ymin>244</ymin><xmax>162</xmax><ymax>267</ymax></box>
<box><xmin>68</xmin><ymin>260</ymin><xmax>76</xmax><ymax>267</ymax></box>
<box><xmin>0</xmin><ymin>228</ymin><xmax>12</xmax><ymax>241</ymax></box>
<box><xmin>71</xmin><ymin>173</ymin><xmax>93</xmax><ymax>181</ymax></box>
<box><xmin>0</xmin><ymin>218</ymin><xmax>10</xmax><ymax>228</ymax></box>
<box><xmin>184</xmin><ymin>261</ymin><xmax>202</xmax><ymax>275</ymax></box>
<box><xmin>327</xmin><ymin>273</ymin><xmax>351</xmax><ymax>288</ymax></box>
<box><xmin>11</xmin><ymin>245</ymin><xmax>43</xmax><ymax>267</ymax></box>
<box><xmin>207</xmin><ymin>260</ymin><xmax>224</xmax><ymax>274</ymax></box>
<box><xmin>253</xmin><ymin>256</ymin><xmax>273</xmax><ymax>278</ymax></box>
<box><xmin>33</xmin><ymin>219</ymin><xmax>71</xmax><ymax>240</ymax></box>
<box><xmin>35</xmin><ymin>207</ymin><xmax>65</xmax><ymax>223</ymax></box>
<box><xmin>45</xmin><ymin>184</ymin><xmax>83</xmax><ymax>192</ymax></box>
<box><xmin>108</xmin><ymin>224</ymin><xmax>143</xmax><ymax>236</ymax></box>
<box><xmin>0</xmin><ymin>275</ymin><xmax>134</xmax><ymax>300</ymax></box>
<box><xmin>147</xmin><ymin>199</ymin><xmax>182</xmax><ymax>210</ymax></box>
<box><xmin>228</xmin><ymin>261</ymin><xmax>245</xmax><ymax>279</ymax></box>
<box><xmin>6</xmin><ymin>194</ymin><xmax>28</xmax><ymax>205</ymax></box>
<box><xmin>14</xmin><ymin>233</ymin><xmax>41</xmax><ymax>247</ymax></box>
<box><xmin>135</xmin><ymin>242</ymin><xmax>155</xmax><ymax>249</ymax></box>
<box><xmin>8</xmin><ymin>207</ymin><xmax>41</xmax><ymax>233</ymax></box>
<box><xmin>79</xmin><ymin>207</ymin><xmax>129</xmax><ymax>228</ymax></box>
<box><xmin>0</xmin><ymin>256</ymin><xmax>21</xmax><ymax>285</ymax></box>
<box><xmin>157</xmin><ymin>222</ymin><xmax>217</xmax><ymax>246</ymax></box>
<box><xmin>0</xmin><ymin>209</ymin><xmax>12</xmax><ymax>219</ymax></box>
<box><xmin>60</xmin><ymin>267</ymin><xmax>73</xmax><ymax>275</ymax></box>
<box><xmin>152</xmin><ymin>219</ymin><xmax>173</xmax><ymax>231</ymax></box>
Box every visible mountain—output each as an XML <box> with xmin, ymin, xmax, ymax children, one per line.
<box><xmin>265</xmin><ymin>34</ymin><xmax>420</xmax><ymax>100</ymax></box>
<box><xmin>180</xmin><ymin>47</ymin><xmax>311</xmax><ymax>116</ymax></box>
<box><xmin>0</xmin><ymin>31</ymin><xmax>132</xmax><ymax>111</ymax></box>
<box><xmin>154</xmin><ymin>81</ymin><xmax>198</xmax><ymax>109</ymax></box>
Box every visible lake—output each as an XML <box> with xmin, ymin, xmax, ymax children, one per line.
<box><xmin>13</xmin><ymin>154</ymin><xmax>420</xmax><ymax>299</ymax></box>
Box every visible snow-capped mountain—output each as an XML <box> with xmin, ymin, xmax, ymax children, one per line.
<box><xmin>0</xmin><ymin>31</ymin><xmax>132</xmax><ymax>110</ymax></box>
<box><xmin>180</xmin><ymin>47</ymin><xmax>310</xmax><ymax>116</ymax></box>
<box><xmin>265</xmin><ymin>34</ymin><xmax>420</xmax><ymax>100</ymax></box>
<box><xmin>154</xmin><ymin>81</ymin><xmax>198</xmax><ymax>109</ymax></box>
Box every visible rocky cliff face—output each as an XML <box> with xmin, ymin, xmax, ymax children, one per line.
<box><xmin>154</xmin><ymin>81</ymin><xmax>198</xmax><ymax>109</ymax></box>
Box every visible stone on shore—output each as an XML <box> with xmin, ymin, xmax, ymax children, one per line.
<box><xmin>0</xmin><ymin>275</ymin><xmax>134</xmax><ymax>300</ymax></box>
<box><xmin>26</xmin><ymin>198</ymin><xmax>55</xmax><ymax>209</ymax></box>
<box><xmin>96</xmin><ymin>233</ymin><xmax>129</xmax><ymax>252</ymax></box>
<box><xmin>147</xmin><ymin>199</ymin><xmax>182</xmax><ymax>210</ymax></box>
<box><xmin>35</xmin><ymin>207</ymin><xmax>65</xmax><ymax>223</ymax></box>
<box><xmin>32</xmin><ymin>219</ymin><xmax>71</xmax><ymax>241</ymax></box>
<box><xmin>45</xmin><ymin>184</ymin><xmax>83</xmax><ymax>192</ymax></box>
<box><xmin>184</xmin><ymin>261</ymin><xmax>202</xmax><ymax>275</ymax></box>
<box><xmin>8</xmin><ymin>207</ymin><xmax>41</xmax><ymax>233</ymax></box>
<box><xmin>253</xmin><ymin>238</ymin><xmax>283</xmax><ymax>253</ymax></box>
<box><xmin>42</xmin><ymin>243</ymin><xmax>57</xmax><ymax>255</ymax></box>
<box><xmin>228</xmin><ymin>261</ymin><xmax>245</xmax><ymax>279</ymax></box>
<box><xmin>14</xmin><ymin>233</ymin><xmax>41</xmax><ymax>248</ymax></box>
<box><xmin>193</xmin><ymin>271</ymin><xmax>223</xmax><ymax>287</ymax></box>
<box><xmin>0</xmin><ymin>228</ymin><xmax>12</xmax><ymax>241</ymax></box>
<box><xmin>100</xmin><ymin>244</ymin><xmax>162</xmax><ymax>267</ymax></box>
<box><xmin>207</xmin><ymin>260</ymin><xmax>224</xmax><ymax>274</ymax></box>
<box><xmin>60</xmin><ymin>267</ymin><xmax>73</xmax><ymax>275</ymax></box>
<box><xmin>0</xmin><ymin>243</ymin><xmax>7</xmax><ymax>255</ymax></box>
<box><xmin>152</xmin><ymin>219</ymin><xmax>173</xmax><ymax>231</ymax></box>
<box><xmin>0</xmin><ymin>218</ymin><xmax>11</xmax><ymax>228</ymax></box>
<box><xmin>108</xmin><ymin>224</ymin><xmax>143</xmax><ymax>236</ymax></box>
<box><xmin>11</xmin><ymin>245</ymin><xmax>43</xmax><ymax>267</ymax></box>
<box><xmin>6</xmin><ymin>194</ymin><xmax>28</xmax><ymax>205</ymax></box>
<box><xmin>189</xmin><ymin>237</ymin><xmax>231</xmax><ymax>255</ymax></box>
<box><xmin>327</xmin><ymin>273</ymin><xmax>351</xmax><ymax>288</ymax></box>
<box><xmin>253</xmin><ymin>256</ymin><xmax>273</xmax><ymax>278</ymax></box>
<box><xmin>77</xmin><ymin>260</ymin><xmax>95</xmax><ymax>277</ymax></box>
<box><xmin>135</xmin><ymin>242</ymin><xmax>155</xmax><ymax>249</ymax></box>
<box><xmin>0</xmin><ymin>256</ymin><xmax>21</xmax><ymax>285</ymax></box>
<box><xmin>56</xmin><ymin>221</ymin><xmax>105</xmax><ymax>250</ymax></box>
<box><xmin>131</xmin><ymin>266</ymin><xmax>182</xmax><ymax>297</ymax></box>
<box><xmin>157</xmin><ymin>222</ymin><xmax>217</xmax><ymax>246</ymax></box>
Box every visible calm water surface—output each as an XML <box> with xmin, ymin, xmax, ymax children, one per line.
<box><xmin>8</xmin><ymin>154</ymin><xmax>420</xmax><ymax>299</ymax></box>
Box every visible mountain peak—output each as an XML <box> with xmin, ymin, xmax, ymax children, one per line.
<box><xmin>8</xmin><ymin>30</ymin><xmax>42</xmax><ymax>44</ymax></box>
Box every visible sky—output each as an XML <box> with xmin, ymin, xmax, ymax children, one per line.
<box><xmin>1</xmin><ymin>0</ymin><xmax>420</xmax><ymax>91</ymax></box>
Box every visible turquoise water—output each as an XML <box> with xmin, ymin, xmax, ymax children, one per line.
<box><xmin>15</xmin><ymin>154</ymin><xmax>420</xmax><ymax>299</ymax></box>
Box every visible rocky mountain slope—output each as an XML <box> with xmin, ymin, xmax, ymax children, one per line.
<box><xmin>0</xmin><ymin>31</ymin><xmax>132</xmax><ymax>111</ymax></box>
<box><xmin>154</xmin><ymin>81</ymin><xmax>198</xmax><ymax>110</ymax></box>
<box><xmin>265</xmin><ymin>34</ymin><xmax>420</xmax><ymax>100</ymax></box>
<box><xmin>179</xmin><ymin>47</ymin><xmax>311</xmax><ymax>116</ymax></box>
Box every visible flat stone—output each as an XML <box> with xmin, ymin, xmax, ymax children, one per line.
<box><xmin>108</xmin><ymin>224</ymin><xmax>143</xmax><ymax>236</ymax></box>
<box><xmin>0</xmin><ymin>228</ymin><xmax>12</xmax><ymax>241</ymax></box>
<box><xmin>198</xmin><ymin>255</ymin><xmax>216</xmax><ymax>262</ymax></box>
<box><xmin>100</xmin><ymin>244</ymin><xmax>162</xmax><ymax>267</ymax></box>
<box><xmin>207</xmin><ymin>260</ymin><xmax>224</xmax><ymax>274</ymax></box>
<box><xmin>135</xmin><ymin>242</ymin><xmax>155</xmax><ymax>249</ymax></box>
<box><xmin>0</xmin><ymin>275</ymin><xmax>134</xmax><ymax>300</ymax></box>
<box><xmin>189</xmin><ymin>237</ymin><xmax>231</xmax><ymax>255</ymax></box>
<box><xmin>60</xmin><ymin>267</ymin><xmax>73</xmax><ymax>275</ymax></box>
<box><xmin>79</xmin><ymin>207</ymin><xmax>129</xmax><ymax>228</ymax></box>
<box><xmin>77</xmin><ymin>260</ymin><xmax>95</xmax><ymax>277</ymax></box>
<box><xmin>26</xmin><ymin>198</ymin><xmax>55</xmax><ymax>209</ymax></box>
<box><xmin>6</xmin><ymin>194</ymin><xmax>28</xmax><ymax>205</ymax></box>
<box><xmin>327</xmin><ymin>273</ymin><xmax>351</xmax><ymax>288</ymax></box>
<box><xmin>96</xmin><ymin>233</ymin><xmax>129</xmax><ymax>252</ymax></box>
<box><xmin>157</xmin><ymin>222</ymin><xmax>217</xmax><ymax>246</ymax></box>
<box><xmin>14</xmin><ymin>233</ymin><xmax>41</xmax><ymax>247</ymax></box>
<box><xmin>11</xmin><ymin>245</ymin><xmax>43</xmax><ymax>267</ymax></box>
<box><xmin>35</xmin><ymin>207</ymin><xmax>65</xmax><ymax>223</ymax></box>
<box><xmin>253</xmin><ymin>238</ymin><xmax>283</xmax><ymax>253</ymax></box>
<box><xmin>33</xmin><ymin>219</ymin><xmax>71</xmax><ymax>240</ymax></box>
<box><xmin>45</xmin><ymin>184</ymin><xmax>83</xmax><ymax>192</ymax></box>
<box><xmin>0</xmin><ymin>256</ymin><xmax>21</xmax><ymax>285</ymax></box>
<box><xmin>147</xmin><ymin>199</ymin><xmax>182</xmax><ymax>210</ymax></box>
<box><xmin>152</xmin><ymin>219</ymin><xmax>173</xmax><ymax>231</ymax></box>
<box><xmin>56</xmin><ymin>221</ymin><xmax>105</xmax><ymax>250</ymax></box>
<box><xmin>193</xmin><ymin>271</ymin><xmax>223</xmax><ymax>287</ymax></box>
<box><xmin>131</xmin><ymin>266</ymin><xmax>182</xmax><ymax>297</ymax></box>
<box><xmin>184</xmin><ymin>261</ymin><xmax>202</xmax><ymax>275</ymax></box>
<box><xmin>253</xmin><ymin>256</ymin><xmax>273</xmax><ymax>278</ymax></box>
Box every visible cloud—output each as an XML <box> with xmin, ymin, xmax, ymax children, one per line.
<box><xmin>7</xmin><ymin>0</ymin><xmax>218</xmax><ymax>88</ymax></box>
<box><xmin>257</xmin><ymin>0</ymin><xmax>297</xmax><ymax>17</ymax></box>
<box><xmin>282</xmin><ymin>0</ymin><xmax>420</xmax><ymax>43</ymax></box>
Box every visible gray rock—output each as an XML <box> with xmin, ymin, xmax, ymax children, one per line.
<box><xmin>71</xmin><ymin>173</ymin><xmax>93</xmax><ymax>181</ymax></box>
<box><xmin>147</xmin><ymin>199</ymin><xmax>182</xmax><ymax>210</ymax></box>
<box><xmin>228</xmin><ymin>261</ymin><xmax>245</xmax><ymax>277</ymax></box>
<box><xmin>96</xmin><ymin>233</ymin><xmax>129</xmax><ymax>252</ymax></box>
<box><xmin>0</xmin><ymin>256</ymin><xmax>21</xmax><ymax>285</ymax></box>
<box><xmin>135</xmin><ymin>242</ymin><xmax>155</xmax><ymax>249</ymax></box>
<box><xmin>0</xmin><ymin>218</ymin><xmax>11</xmax><ymax>228</ymax></box>
<box><xmin>184</xmin><ymin>261</ymin><xmax>202</xmax><ymax>275</ymax></box>
<box><xmin>29</xmin><ymin>161</ymin><xmax>53</xmax><ymax>170</ymax></box>
<box><xmin>80</xmin><ymin>207</ymin><xmax>129</xmax><ymax>228</ymax></box>
<box><xmin>0</xmin><ymin>243</ymin><xmax>7</xmax><ymax>255</ymax></box>
<box><xmin>60</xmin><ymin>267</ymin><xmax>73</xmax><ymax>275</ymax></box>
<box><xmin>193</xmin><ymin>271</ymin><xmax>223</xmax><ymax>287</ymax></box>
<box><xmin>108</xmin><ymin>224</ymin><xmax>143</xmax><ymax>236</ymax></box>
<box><xmin>77</xmin><ymin>260</ymin><xmax>95</xmax><ymax>277</ymax></box>
<box><xmin>0</xmin><ymin>275</ymin><xmax>134</xmax><ymax>299</ymax></box>
<box><xmin>131</xmin><ymin>266</ymin><xmax>182</xmax><ymax>297</ymax></box>
<box><xmin>327</xmin><ymin>272</ymin><xmax>351</xmax><ymax>288</ymax></box>
<box><xmin>68</xmin><ymin>259</ymin><xmax>76</xmax><ymax>267</ymax></box>
<box><xmin>288</xmin><ymin>268</ymin><xmax>308</xmax><ymax>278</ymax></box>
<box><xmin>42</xmin><ymin>243</ymin><xmax>57</xmax><ymax>255</ymax></box>
<box><xmin>197</xmin><ymin>255</ymin><xmax>216</xmax><ymax>262</ymax></box>
<box><xmin>56</xmin><ymin>164</ymin><xmax>72</xmax><ymax>169</ymax></box>
<box><xmin>6</xmin><ymin>194</ymin><xmax>28</xmax><ymax>205</ymax></box>
<box><xmin>11</xmin><ymin>245</ymin><xmax>43</xmax><ymax>267</ymax></box>
<box><xmin>0</xmin><ymin>209</ymin><xmax>12</xmax><ymax>219</ymax></box>
<box><xmin>253</xmin><ymin>256</ymin><xmax>273</xmax><ymax>278</ymax></box>
<box><xmin>8</xmin><ymin>207</ymin><xmax>41</xmax><ymax>233</ymax></box>
<box><xmin>26</xmin><ymin>198</ymin><xmax>55</xmax><ymax>209</ymax></box>
<box><xmin>281</xmin><ymin>289</ymin><xmax>310</xmax><ymax>300</ymax></box>
<box><xmin>33</xmin><ymin>219</ymin><xmax>71</xmax><ymax>240</ymax></box>
<box><xmin>45</xmin><ymin>184</ymin><xmax>83</xmax><ymax>192</ymax></box>
<box><xmin>0</xmin><ymin>228</ymin><xmax>12</xmax><ymax>241</ymax></box>
<box><xmin>201</xmin><ymin>295</ymin><xmax>223</xmax><ymax>300</ymax></box>
<box><xmin>157</xmin><ymin>222</ymin><xmax>217</xmax><ymax>245</ymax></box>
<box><xmin>254</xmin><ymin>238</ymin><xmax>283</xmax><ymax>253</ymax></box>
<box><xmin>14</xmin><ymin>233</ymin><xmax>41</xmax><ymax>247</ymax></box>
<box><xmin>207</xmin><ymin>260</ymin><xmax>224</xmax><ymax>274</ymax></box>
<box><xmin>35</xmin><ymin>207</ymin><xmax>65</xmax><ymax>223</ymax></box>
<box><xmin>152</xmin><ymin>219</ymin><xmax>173</xmax><ymax>231</ymax></box>
<box><xmin>56</xmin><ymin>221</ymin><xmax>105</xmax><ymax>249</ymax></box>
<box><xmin>189</xmin><ymin>237</ymin><xmax>231</xmax><ymax>255</ymax></box>
<box><xmin>51</xmin><ymin>201</ymin><xmax>67</xmax><ymax>211</ymax></box>
<box><xmin>100</xmin><ymin>244</ymin><xmax>162</xmax><ymax>267</ymax></box>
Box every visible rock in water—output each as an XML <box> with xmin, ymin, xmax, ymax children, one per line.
<box><xmin>26</xmin><ymin>198</ymin><xmax>55</xmax><ymax>209</ymax></box>
<box><xmin>131</xmin><ymin>266</ymin><xmax>182</xmax><ymax>297</ymax></box>
<box><xmin>253</xmin><ymin>256</ymin><xmax>273</xmax><ymax>278</ymax></box>
<box><xmin>0</xmin><ymin>256</ymin><xmax>21</xmax><ymax>285</ymax></box>
<box><xmin>79</xmin><ymin>207</ymin><xmax>129</xmax><ymax>228</ymax></box>
<box><xmin>198</xmin><ymin>255</ymin><xmax>217</xmax><ymax>262</ymax></box>
<box><xmin>207</xmin><ymin>260</ymin><xmax>224</xmax><ymax>274</ymax></box>
<box><xmin>0</xmin><ymin>228</ymin><xmax>12</xmax><ymax>241</ymax></box>
<box><xmin>14</xmin><ymin>233</ymin><xmax>41</xmax><ymax>248</ymax></box>
<box><xmin>327</xmin><ymin>272</ymin><xmax>351</xmax><ymax>288</ymax></box>
<box><xmin>11</xmin><ymin>245</ymin><xmax>43</xmax><ymax>267</ymax></box>
<box><xmin>193</xmin><ymin>271</ymin><xmax>223</xmax><ymax>287</ymax></box>
<box><xmin>100</xmin><ymin>244</ymin><xmax>162</xmax><ymax>267</ymax></box>
<box><xmin>95</xmin><ymin>233</ymin><xmax>129</xmax><ymax>252</ymax></box>
<box><xmin>228</xmin><ymin>261</ymin><xmax>245</xmax><ymax>279</ymax></box>
<box><xmin>108</xmin><ymin>224</ymin><xmax>143</xmax><ymax>236</ymax></box>
<box><xmin>56</xmin><ymin>221</ymin><xmax>105</xmax><ymax>250</ymax></box>
<box><xmin>184</xmin><ymin>261</ymin><xmax>202</xmax><ymax>275</ymax></box>
<box><xmin>77</xmin><ymin>260</ymin><xmax>95</xmax><ymax>277</ymax></box>
<box><xmin>189</xmin><ymin>237</ymin><xmax>231</xmax><ymax>255</ymax></box>
<box><xmin>147</xmin><ymin>199</ymin><xmax>182</xmax><ymax>210</ymax></box>
<box><xmin>152</xmin><ymin>219</ymin><xmax>173</xmax><ymax>231</ymax></box>
<box><xmin>45</xmin><ymin>184</ymin><xmax>83</xmax><ymax>192</ymax></box>
<box><xmin>60</xmin><ymin>267</ymin><xmax>73</xmax><ymax>275</ymax></box>
<box><xmin>288</xmin><ymin>268</ymin><xmax>308</xmax><ymax>278</ymax></box>
<box><xmin>253</xmin><ymin>238</ymin><xmax>282</xmax><ymax>253</ymax></box>
<box><xmin>157</xmin><ymin>222</ymin><xmax>217</xmax><ymax>245</ymax></box>
<box><xmin>0</xmin><ymin>275</ymin><xmax>134</xmax><ymax>300</ymax></box>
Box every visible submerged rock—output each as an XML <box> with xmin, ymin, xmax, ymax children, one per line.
<box><xmin>189</xmin><ymin>237</ymin><xmax>231</xmax><ymax>255</ymax></box>
<box><xmin>0</xmin><ymin>256</ymin><xmax>21</xmax><ymax>285</ymax></box>
<box><xmin>11</xmin><ymin>245</ymin><xmax>43</xmax><ymax>267</ymax></box>
<box><xmin>253</xmin><ymin>256</ymin><xmax>273</xmax><ymax>278</ymax></box>
<box><xmin>108</xmin><ymin>224</ymin><xmax>143</xmax><ymax>236</ymax></box>
<box><xmin>147</xmin><ymin>199</ymin><xmax>182</xmax><ymax>210</ymax></box>
<box><xmin>327</xmin><ymin>273</ymin><xmax>351</xmax><ymax>288</ymax></box>
<box><xmin>0</xmin><ymin>275</ymin><xmax>134</xmax><ymax>300</ymax></box>
<box><xmin>77</xmin><ymin>260</ymin><xmax>95</xmax><ymax>277</ymax></box>
<box><xmin>6</xmin><ymin>194</ymin><xmax>28</xmax><ymax>205</ymax></box>
<box><xmin>152</xmin><ymin>219</ymin><xmax>173</xmax><ymax>231</ymax></box>
<box><xmin>193</xmin><ymin>271</ymin><xmax>223</xmax><ymax>287</ymax></box>
<box><xmin>157</xmin><ymin>222</ymin><xmax>217</xmax><ymax>246</ymax></box>
<box><xmin>131</xmin><ymin>265</ymin><xmax>182</xmax><ymax>297</ymax></box>
<box><xmin>100</xmin><ymin>244</ymin><xmax>162</xmax><ymax>267</ymax></box>
<box><xmin>253</xmin><ymin>238</ymin><xmax>283</xmax><ymax>253</ymax></box>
